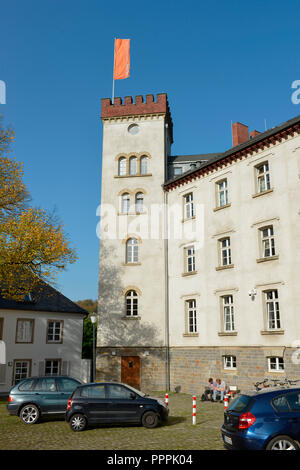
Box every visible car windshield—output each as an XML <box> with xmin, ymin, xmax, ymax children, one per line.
<box><xmin>228</xmin><ymin>394</ymin><xmax>253</xmax><ymax>413</ymax></box>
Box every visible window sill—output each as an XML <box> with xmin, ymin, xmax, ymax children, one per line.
<box><xmin>213</xmin><ymin>203</ymin><xmax>231</xmax><ymax>212</ymax></box>
<box><xmin>183</xmin><ymin>333</ymin><xmax>199</xmax><ymax>337</ymax></box>
<box><xmin>182</xmin><ymin>216</ymin><xmax>196</xmax><ymax>223</ymax></box>
<box><xmin>218</xmin><ymin>331</ymin><xmax>238</xmax><ymax>336</ymax></box>
<box><xmin>261</xmin><ymin>329</ymin><xmax>285</xmax><ymax>335</ymax></box>
<box><xmin>252</xmin><ymin>188</ymin><xmax>274</xmax><ymax>199</ymax></box>
<box><xmin>256</xmin><ymin>255</ymin><xmax>279</xmax><ymax>263</ymax></box>
<box><xmin>122</xmin><ymin>316</ymin><xmax>141</xmax><ymax>320</ymax></box>
<box><xmin>216</xmin><ymin>264</ymin><xmax>234</xmax><ymax>271</ymax></box>
<box><xmin>267</xmin><ymin>370</ymin><xmax>285</xmax><ymax>374</ymax></box>
<box><xmin>182</xmin><ymin>271</ymin><xmax>198</xmax><ymax>277</ymax></box>
<box><xmin>122</xmin><ymin>262</ymin><xmax>141</xmax><ymax>266</ymax></box>
<box><xmin>118</xmin><ymin>212</ymin><xmax>147</xmax><ymax>216</ymax></box>
<box><xmin>114</xmin><ymin>174</ymin><xmax>152</xmax><ymax>179</ymax></box>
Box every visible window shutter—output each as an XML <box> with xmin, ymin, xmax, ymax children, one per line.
<box><xmin>0</xmin><ymin>364</ymin><xmax>6</xmax><ymax>384</ymax></box>
<box><xmin>38</xmin><ymin>361</ymin><xmax>45</xmax><ymax>376</ymax></box>
<box><xmin>61</xmin><ymin>361</ymin><xmax>69</xmax><ymax>376</ymax></box>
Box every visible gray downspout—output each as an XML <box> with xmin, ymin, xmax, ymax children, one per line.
<box><xmin>164</xmin><ymin>122</ymin><xmax>170</xmax><ymax>391</ymax></box>
<box><xmin>164</xmin><ymin>189</ymin><xmax>170</xmax><ymax>391</ymax></box>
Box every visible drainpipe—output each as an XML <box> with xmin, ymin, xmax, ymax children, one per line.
<box><xmin>164</xmin><ymin>122</ymin><xmax>170</xmax><ymax>391</ymax></box>
<box><xmin>164</xmin><ymin>189</ymin><xmax>170</xmax><ymax>391</ymax></box>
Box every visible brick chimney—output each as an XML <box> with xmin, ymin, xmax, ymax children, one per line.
<box><xmin>232</xmin><ymin>122</ymin><xmax>249</xmax><ymax>147</ymax></box>
<box><xmin>250</xmin><ymin>130</ymin><xmax>260</xmax><ymax>139</ymax></box>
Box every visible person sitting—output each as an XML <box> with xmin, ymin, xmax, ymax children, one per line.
<box><xmin>202</xmin><ymin>378</ymin><xmax>216</xmax><ymax>401</ymax></box>
<box><xmin>213</xmin><ymin>378</ymin><xmax>228</xmax><ymax>403</ymax></box>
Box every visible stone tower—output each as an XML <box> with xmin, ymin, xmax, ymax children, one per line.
<box><xmin>97</xmin><ymin>94</ymin><xmax>173</xmax><ymax>391</ymax></box>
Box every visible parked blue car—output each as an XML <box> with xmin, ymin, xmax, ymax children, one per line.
<box><xmin>7</xmin><ymin>376</ymin><xmax>82</xmax><ymax>424</ymax></box>
<box><xmin>221</xmin><ymin>387</ymin><xmax>300</xmax><ymax>450</ymax></box>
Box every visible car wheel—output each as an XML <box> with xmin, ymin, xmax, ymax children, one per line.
<box><xmin>69</xmin><ymin>413</ymin><xmax>87</xmax><ymax>432</ymax></box>
<box><xmin>266</xmin><ymin>435</ymin><xmax>300</xmax><ymax>450</ymax></box>
<box><xmin>20</xmin><ymin>404</ymin><xmax>40</xmax><ymax>424</ymax></box>
<box><xmin>142</xmin><ymin>411</ymin><xmax>159</xmax><ymax>429</ymax></box>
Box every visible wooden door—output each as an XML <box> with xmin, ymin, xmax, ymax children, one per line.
<box><xmin>121</xmin><ymin>356</ymin><xmax>141</xmax><ymax>390</ymax></box>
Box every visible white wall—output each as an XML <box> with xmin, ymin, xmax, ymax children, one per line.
<box><xmin>0</xmin><ymin>310</ymin><xmax>85</xmax><ymax>393</ymax></box>
<box><xmin>167</xmin><ymin>134</ymin><xmax>300</xmax><ymax>348</ymax></box>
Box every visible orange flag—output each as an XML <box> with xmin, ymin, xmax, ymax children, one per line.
<box><xmin>113</xmin><ymin>39</ymin><xmax>130</xmax><ymax>80</ymax></box>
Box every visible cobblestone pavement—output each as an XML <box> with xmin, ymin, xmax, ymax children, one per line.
<box><xmin>0</xmin><ymin>392</ymin><xmax>225</xmax><ymax>450</ymax></box>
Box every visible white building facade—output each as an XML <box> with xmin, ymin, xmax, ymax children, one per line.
<box><xmin>97</xmin><ymin>94</ymin><xmax>300</xmax><ymax>393</ymax></box>
<box><xmin>0</xmin><ymin>285</ymin><xmax>89</xmax><ymax>394</ymax></box>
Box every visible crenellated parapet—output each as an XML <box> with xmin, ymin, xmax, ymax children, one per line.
<box><xmin>101</xmin><ymin>93</ymin><xmax>173</xmax><ymax>142</ymax></box>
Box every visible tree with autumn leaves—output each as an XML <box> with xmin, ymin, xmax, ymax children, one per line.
<box><xmin>0</xmin><ymin>120</ymin><xmax>77</xmax><ymax>300</ymax></box>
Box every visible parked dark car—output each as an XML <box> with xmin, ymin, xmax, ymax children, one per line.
<box><xmin>221</xmin><ymin>387</ymin><xmax>300</xmax><ymax>450</ymax></box>
<box><xmin>65</xmin><ymin>382</ymin><xmax>169</xmax><ymax>431</ymax></box>
<box><xmin>7</xmin><ymin>376</ymin><xmax>82</xmax><ymax>424</ymax></box>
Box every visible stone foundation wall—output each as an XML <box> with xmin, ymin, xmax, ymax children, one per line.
<box><xmin>95</xmin><ymin>346</ymin><xmax>300</xmax><ymax>395</ymax></box>
<box><xmin>170</xmin><ymin>347</ymin><xmax>300</xmax><ymax>394</ymax></box>
<box><xmin>96</xmin><ymin>347</ymin><xmax>168</xmax><ymax>392</ymax></box>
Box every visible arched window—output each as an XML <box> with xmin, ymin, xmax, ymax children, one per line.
<box><xmin>140</xmin><ymin>156</ymin><xmax>148</xmax><ymax>175</ymax></box>
<box><xmin>126</xmin><ymin>238</ymin><xmax>139</xmax><ymax>264</ymax></box>
<box><xmin>135</xmin><ymin>192</ymin><xmax>144</xmax><ymax>213</ymax></box>
<box><xmin>118</xmin><ymin>157</ymin><xmax>127</xmax><ymax>176</ymax></box>
<box><xmin>129</xmin><ymin>156</ymin><xmax>138</xmax><ymax>175</ymax></box>
<box><xmin>126</xmin><ymin>290</ymin><xmax>138</xmax><ymax>316</ymax></box>
<box><xmin>121</xmin><ymin>193</ymin><xmax>130</xmax><ymax>213</ymax></box>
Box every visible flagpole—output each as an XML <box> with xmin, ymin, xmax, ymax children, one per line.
<box><xmin>112</xmin><ymin>38</ymin><xmax>116</xmax><ymax>104</ymax></box>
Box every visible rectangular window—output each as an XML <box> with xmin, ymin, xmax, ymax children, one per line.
<box><xmin>265</xmin><ymin>290</ymin><xmax>281</xmax><ymax>330</ymax></box>
<box><xmin>217</xmin><ymin>179</ymin><xmax>228</xmax><ymax>207</ymax></box>
<box><xmin>140</xmin><ymin>156</ymin><xmax>148</xmax><ymax>175</ymax></box>
<box><xmin>224</xmin><ymin>355</ymin><xmax>237</xmax><ymax>370</ymax></box>
<box><xmin>174</xmin><ymin>167</ymin><xmax>182</xmax><ymax>176</ymax></box>
<box><xmin>126</xmin><ymin>291</ymin><xmax>138</xmax><ymax>316</ymax></box>
<box><xmin>185</xmin><ymin>246</ymin><xmax>196</xmax><ymax>273</ymax></box>
<box><xmin>219</xmin><ymin>237</ymin><xmax>232</xmax><ymax>266</ymax></box>
<box><xmin>126</xmin><ymin>239</ymin><xmax>139</xmax><ymax>264</ymax></box>
<box><xmin>47</xmin><ymin>321</ymin><xmax>63</xmax><ymax>343</ymax></box>
<box><xmin>222</xmin><ymin>295</ymin><xmax>235</xmax><ymax>332</ymax></box>
<box><xmin>184</xmin><ymin>193</ymin><xmax>194</xmax><ymax>219</ymax></box>
<box><xmin>129</xmin><ymin>157</ymin><xmax>138</xmax><ymax>175</ymax></box>
<box><xmin>16</xmin><ymin>319</ymin><xmax>34</xmax><ymax>343</ymax></box>
<box><xmin>256</xmin><ymin>162</ymin><xmax>271</xmax><ymax>193</ymax></box>
<box><xmin>13</xmin><ymin>360</ymin><xmax>31</xmax><ymax>385</ymax></box>
<box><xmin>268</xmin><ymin>357</ymin><xmax>284</xmax><ymax>372</ymax></box>
<box><xmin>260</xmin><ymin>226</ymin><xmax>276</xmax><ymax>258</ymax></box>
<box><xmin>121</xmin><ymin>194</ymin><xmax>130</xmax><ymax>213</ymax></box>
<box><xmin>45</xmin><ymin>359</ymin><xmax>61</xmax><ymax>376</ymax></box>
<box><xmin>118</xmin><ymin>158</ymin><xmax>127</xmax><ymax>176</ymax></box>
<box><xmin>186</xmin><ymin>300</ymin><xmax>197</xmax><ymax>333</ymax></box>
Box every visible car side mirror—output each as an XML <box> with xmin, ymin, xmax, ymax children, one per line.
<box><xmin>130</xmin><ymin>392</ymin><xmax>136</xmax><ymax>400</ymax></box>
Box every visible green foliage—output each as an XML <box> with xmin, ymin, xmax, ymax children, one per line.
<box><xmin>76</xmin><ymin>299</ymin><xmax>97</xmax><ymax>359</ymax></box>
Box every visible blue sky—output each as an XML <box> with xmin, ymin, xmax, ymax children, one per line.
<box><xmin>1</xmin><ymin>0</ymin><xmax>299</xmax><ymax>302</ymax></box>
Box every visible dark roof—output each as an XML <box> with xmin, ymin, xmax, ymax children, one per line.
<box><xmin>168</xmin><ymin>153</ymin><xmax>221</xmax><ymax>163</ymax></box>
<box><xmin>0</xmin><ymin>282</ymin><xmax>89</xmax><ymax>316</ymax></box>
<box><xmin>165</xmin><ymin>113</ymin><xmax>300</xmax><ymax>187</ymax></box>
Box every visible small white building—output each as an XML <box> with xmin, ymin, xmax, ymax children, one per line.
<box><xmin>0</xmin><ymin>283</ymin><xmax>89</xmax><ymax>394</ymax></box>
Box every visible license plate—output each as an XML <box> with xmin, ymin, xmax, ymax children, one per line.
<box><xmin>224</xmin><ymin>435</ymin><xmax>232</xmax><ymax>445</ymax></box>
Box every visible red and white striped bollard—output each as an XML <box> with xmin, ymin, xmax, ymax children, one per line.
<box><xmin>165</xmin><ymin>393</ymin><xmax>169</xmax><ymax>407</ymax></box>
<box><xmin>192</xmin><ymin>395</ymin><xmax>196</xmax><ymax>425</ymax></box>
<box><xmin>224</xmin><ymin>394</ymin><xmax>229</xmax><ymax>411</ymax></box>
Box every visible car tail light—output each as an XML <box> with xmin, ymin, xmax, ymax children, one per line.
<box><xmin>67</xmin><ymin>399</ymin><xmax>72</xmax><ymax>411</ymax></box>
<box><xmin>8</xmin><ymin>395</ymin><xmax>13</xmax><ymax>403</ymax></box>
<box><xmin>238</xmin><ymin>412</ymin><xmax>256</xmax><ymax>429</ymax></box>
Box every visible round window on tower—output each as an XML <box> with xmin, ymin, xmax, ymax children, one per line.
<box><xmin>128</xmin><ymin>124</ymin><xmax>139</xmax><ymax>135</ymax></box>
